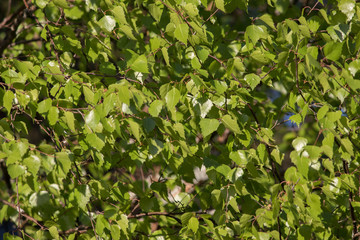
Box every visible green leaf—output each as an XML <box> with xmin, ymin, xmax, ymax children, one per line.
<box><xmin>85</xmin><ymin>109</ymin><xmax>100</xmax><ymax>130</ymax></box>
<box><xmin>259</xmin><ymin>14</ymin><xmax>276</xmax><ymax>30</ymax></box>
<box><xmin>103</xmin><ymin>93</ymin><xmax>116</xmax><ymax>116</ymax></box>
<box><xmin>65</xmin><ymin>111</ymin><xmax>76</xmax><ymax>132</ymax></box>
<box><xmin>317</xmin><ymin>105</ymin><xmax>329</xmax><ymax>120</ymax></box>
<box><xmin>131</xmin><ymin>55</ymin><xmax>149</xmax><ymax>73</ymax></box>
<box><xmin>215</xmin><ymin>0</ymin><xmax>239</xmax><ymax>13</ymax></box>
<box><xmin>229</xmin><ymin>197</ymin><xmax>240</xmax><ymax>212</ymax></box>
<box><xmin>198</xmin><ymin>99</ymin><xmax>213</xmax><ymax>118</ymax></box>
<box><xmin>23</xmin><ymin>155</ymin><xmax>41</xmax><ymax>175</ymax></box>
<box><xmin>119</xmin><ymin>25</ymin><xmax>137</xmax><ymax>40</ymax></box>
<box><xmin>196</xmin><ymin>46</ymin><xmax>210</xmax><ymax>62</ymax></box>
<box><xmin>112</xmin><ymin>6</ymin><xmax>128</xmax><ymax>25</ymax></box>
<box><xmin>347</xmin><ymin>78</ymin><xmax>360</xmax><ymax>91</ymax></box>
<box><xmin>338</xmin><ymin>0</ymin><xmax>355</xmax><ymax>22</ymax></box>
<box><xmin>86</xmin><ymin>133</ymin><xmax>105</xmax><ymax>150</ymax></box>
<box><xmin>191</xmin><ymin>57</ymin><xmax>201</xmax><ymax>69</ymax></box>
<box><xmin>222</xmin><ymin>115</ymin><xmax>241</xmax><ymax>134</ymax></box>
<box><xmin>3</xmin><ymin>90</ymin><xmax>14</xmax><ymax>114</ymax></box>
<box><xmin>149</xmin><ymin>3</ymin><xmax>163</xmax><ymax>22</ymax></box>
<box><xmin>74</xmin><ymin>185</ymin><xmax>91</xmax><ymax>210</ymax></box>
<box><xmin>230</xmin><ymin>151</ymin><xmax>247</xmax><ymax>166</ymax></box>
<box><xmin>341</xmin><ymin>138</ymin><xmax>354</xmax><ymax>156</ymax></box>
<box><xmin>244</xmin><ymin>73</ymin><xmax>261</xmax><ymax>90</ymax></box>
<box><xmin>111</xmin><ymin>225</ymin><xmax>121</xmax><ymax>240</ymax></box>
<box><xmin>35</xmin><ymin>0</ymin><xmax>49</xmax><ymax>8</ymax></box>
<box><xmin>118</xmin><ymin>85</ymin><xmax>130</xmax><ymax>105</ymax></box>
<box><xmin>100</xmin><ymin>62</ymin><xmax>117</xmax><ymax>75</ymax></box>
<box><xmin>83</xmin><ymin>86</ymin><xmax>95</xmax><ymax>104</ymax></box>
<box><xmin>48</xmin><ymin>226</ymin><xmax>60</xmax><ymax>240</ymax></box>
<box><xmin>326</xmin><ymin>111</ymin><xmax>342</xmax><ymax>123</ymax></box>
<box><xmin>348</xmin><ymin>59</ymin><xmax>360</xmax><ymax>76</ymax></box>
<box><xmin>322</xmin><ymin>133</ymin><xmax>334</xmax><ymax>158</ymax></box>
<box><xmin>128</xmin><ymin>119</ymin><xmax>141</xmax><ymax>142</ymax></box>
<box><xmin>149</xmin><ymin>139</ymin><xmax>164</xmax><ymax>156</ymax></box>
<box><xmin>53</xmin><ymin>0</ymin><xmax>69</xmax><ymax>8</ymax></box>
<box><xmin>165</xmin><ymin>88</ymin><xmax>180</xmax><ymax>110</ymax></box>
<box><xmin>323</xmin><ymin>41</ymin><xmax>343</xmax><ymax>61</ymax></box>
<box><xmin>48</xmin><ymin>106</ymin><xmax>59</xmax><ymax>126</ymax></box>
<box><xmin>64</xmin><ymin>6</ymin><xmax>84</xmax><ymax>20</ymax></box>
<box><xmin>56</xmin><ymin>151</ymin><xmax>72</xmax><ymax>177</ymax></box>
<box><xmin>289</xmin><ymin>113</ymin><xmax>302</xmax><ymax>126</ymax></box>
<box><xmin>246</xmin><ymin>25</ymin><xmax>267</xmax><ymax>45</ymax></box>
<box><xmin>292</xmin><ymin>137</ymin><xmax>308</xmax><ymax>152</ymax></box>
<box><xmin>189</xmin><ymin>217</ymin><xmax>199</xmax><ymax>233</ymax></box>
<box><xmin>181</xmin><ymin>212</ymin><xmax>194</xmax><ymax>225</ymax></box>
<box><xmin>200</xmin><ymin>118</ymin><xmax>220</xmax><ymax>138</ymax></box>
<box><xmin>143</xmin><ymin>118</ymin><xmax>155</xmax><ymax>133</ymax></box>
<box><xmin>161</xmin><ymin>47</ymin><xmax>170</xmax><ymax>66</ymax></box>
<box><xmin>3</xmin><ymin>233</ymin><xmax>23</xmax><ymax>240</ymax></box>
<box><xmin>285</xmin><ymin>19</ymin><xmax>299</xmax><ymax>33</ymax></box>
<box><xmin>7</xmin><ymin>164</ymin><xmax>26</xmax><ymax>178</ymax></box>
<box><xmin>327</xmin><ymin>24</ymin><xmax>349</xmax><ymax>42</ymax></box>
<box><xmin>98</xmin><ymin>15</ymin><xmax>116</xmax><ymax>32</ymax></box>
<box><xmin>118</xmin><ymin>214</ymin><xmax>129</xmax><ymax>233</ymax></box>
<box><xmin>216</xmin><ymin>164</ymin><xmax>231</xmax><ymax>177</ymax></box>
<box><xmin>140</xmin><ymin>197</ymin><xmax>154</xmax><ymax>211</ymax></box>
<box><xmin>174</xmin><ymin>23</ymin><xmax>189</xmax><ymax>45</ymax></box>
<box><xmin>304</xmin><ymin>146</ymin><xmax>322</xmax><ymax>161</ymax></box>
<box><xmin>148</xmin><ymin>100</ymin><xmax>164</xmax><ymax>117</ymax></box>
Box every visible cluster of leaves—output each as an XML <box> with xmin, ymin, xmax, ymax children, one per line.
<box><xmin>0</xmin><ymin>0</ymin><xmax>360</xmax><ymax>239</ymax></box>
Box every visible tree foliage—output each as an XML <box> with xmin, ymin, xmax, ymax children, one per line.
<box><xmin>0</xmin><ymin>0</ymin><xmax>360</xmax><ymax>239</ymax></box>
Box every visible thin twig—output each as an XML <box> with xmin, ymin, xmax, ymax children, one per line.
<box><xmin>16</xmin><ymin>178</ymin><xmax>21</xmax><ymax>231</ymax></box>
<box><xmin>201</xmin><ymin>9</ymin><xmax>219</xmax><ymax>27</ymax></box>
<box><xmin>335</xmin><ymin>139</ymin><xmax>358</xmax><ymax>238</ymax></box>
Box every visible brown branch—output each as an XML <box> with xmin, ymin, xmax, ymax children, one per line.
<box><xmin>343</xmin><ymin>160</ymin><xmax>358</xmax><ymax>238</ymax></box>
<box><xmin>246</xmin><ymin>102</ymin><xmax>282</xmax><ymax>239</ymax></box>
<box><xmin>294</xmin><ymin>47</ymin><xmax>306</xmax><ymax>103</ymax></box>
<box><xmin>0</xmin><ymin>198</ymin><xmax>46</xmax><ymax>230</ymax></box>
<box><xmin>246</xmin><ymin>103</ymin><xmax>282</xmax><ymax>182</ymax></box>
<box><xmin>8</xmin><ymin>38</ymin><xmax>42</xmax><ymax>47</ymax></box>
<box><xmin>158</xmin><ymin>0</ymin><xmax>194</xmax><ymax>34</ymax></box>
<box><xmin>335</xmin><ymin>138</ymin><xmax>358</xmax><ymax>238</ymax></box>
<box><xmin>0</xmin><ymin>161</ymin><xmax>13</xmax><ymax>195</ymax></box>
<box><xmin>59</xmin><ymin>226</ymin><xmax>90</xmax><ymax>235</ymax></box>
<box><xmin>16</xmin><ymin>178</ymin><xmax>20</xmax><ymax>232</ymax></box>
<box><xmin>6</xmin><ymin>0</ymin><xmax>12</xmax><ymax>17</ymax></box>
<box><xmin>202</xmin><ymin>9</ymin><xmax>219</xmax><ymax>27</ymax></box>
<box><xmin>277</xmin><ymin>215</ymin><xmax>282</xmax><ymax>240</ymax></box>
<box><xmin>127</xmin><ymin>210</ymin><xmax>207</xmax><ymax>223</ymax></box>
<box><xmin>0</xmin><ymin>1</ymin><xmax>34</xmax><ymax>56</ymax></box>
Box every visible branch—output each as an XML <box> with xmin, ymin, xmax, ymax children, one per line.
<box><xmin>343</xmin><ymin>159</ymin><xmax>358</xmax><ymax>238</ymax></box>
<box><xmin>59</xmin><ymin>226</ymin><xmax>90</xmax><ymax>235</ymax></box>
<box><xmin>127</xmin><ymin>211</ymin><xmax>208</xmax><ymax>223</ymax></box>
<box><xmin>0</xmin><ymin>0</ymin><xmax>33</xmax><ymax>56</ymax></box>
<box><xmin>0</xmin><ymin>161</ymin><xmax>13</xmax><ymax>195</ymax></box>
<box><xmin>246</xmin><ymin>103</ymin><xmax>282</xmax><ymax>183</ymax></box>
<box><xmin>0</xmin><ymin>198</ymin><xmax>46</xmax><ymax>230</ymax></box>
<box><xmin>335</xmin><ymin>138</ymin><xmax>358</xmax><ymax>238</ymax></box>
<box><xmin>246</xmin><ymin>103</ymin><xmax>282</xmax><ymax>240</ymax></box>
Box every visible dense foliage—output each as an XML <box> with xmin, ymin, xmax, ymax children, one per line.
<box><xmin>0</xmin><ymin>0</ymin><xmax>360</xmax><ymax>239</ymax></box>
